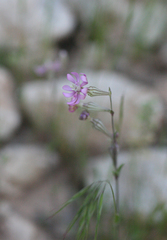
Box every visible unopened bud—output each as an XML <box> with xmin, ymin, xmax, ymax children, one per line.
<box><xmin>91</xmin><ymin>118</ymin><xmax>111</xmax><ymax>138</ymax></box>
<box><xmin>68</xmin><ymin>105</ymin><xmax>78</xmax><ymax>112</ymax></box>
<box><xmin>79</xmin><ymin>110</ymin><xmax>90</xmax><ymax>120</ymax></box>
<box><xmin>82</xmin><ymin>102</ymin><xmax>111</xmax><ymax>112</ymax></box>
<box><xmin>87</xmin><ymin>86</ymin><xmax>109</xmax><ymax>97</ymax></box>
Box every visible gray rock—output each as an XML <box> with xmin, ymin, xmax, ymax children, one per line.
<box><xmin>155</xmin><ymin>76</ymin><xmax>167</xmax><ymax>105</ymax></box>
<box><xmin>12</xmin><ymin>170</ymin><xmax>76</xmax><ymax>238</ymax></box>
<box><xmin>0</xmin><ymin>144</ymin><xmax>59</xmax><ymax>197</ymax></box>
<box><xmin>0</xmin><ymin>0</ymin><xmax>76</xmax><ymax>48</ymax></box>
<box><xmin>0</xmin><ymin>202</ymin><xmax>50</xmax><ymax>240</ymax></box>
<box><xmin>0</xmin><ymin>67</ymin><xmax>21</xmax><ymax>140</ymax></box>
<box><xmin>85</xmin><ymin>148</ymin><xmax>167</xmax><ymax>216</ymax></box>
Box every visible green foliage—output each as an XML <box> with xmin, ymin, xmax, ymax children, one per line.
<box><xmin>113</xmin><ymin>164</ymin><xmax>125</xmax><ymax>178</ymax></box>
<box><xmin>138</xmin><ymin>100</ymin><xmax>155</xmax><ymax>134</ymax></box>
<box><xmin>50</xmin><ymin>180</ymin><xmax>117</xmax><ymax>240</ymax></box>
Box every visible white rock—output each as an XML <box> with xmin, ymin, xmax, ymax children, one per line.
<box><xmin>85</xmin><ymin>148</ymin><xmax>167</xmax><ymax>216</ymax></box>
<box><xmin>0</xmin><ymin>67</ymin><xmax>21</xmax><ymax>140</ymax></box>
<box><xmin>0</xmin><ymin>0</ymin><xmax>76</xmax><ymax>49</ymax></box>
<box><xmin>21</xmin><ymin>80</ymin><xmax>61</xmax><ymax>129</ymax></box>
<box><xmin>155</xmin><ymin>77</ymin><xmax>167</xmax><ymax>106</ymax></box>
<box><xmin>21</xmin><ymin>70</ymin><xmax>164</xmax><ymax>150</ymax></box>
<box><xmin>0</xmin><ymin>202</ymin><xmax>49</xmax><ymax>240</ymax></box>
<box><xmin>0</xmin><ymin>144</ymin><xmax>59</xmax><ymax>197</ymax></box>
<box><xmin>12</xmin><ymin>171</ymin><xmax>76</xmax><ymax>237</ymax></box>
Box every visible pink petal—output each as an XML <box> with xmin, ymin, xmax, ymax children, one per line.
<box><xmin>71</xmin><ymin>72</ymin><xmax>80</xmax><ymax>84</ymax></box>
<box><xmin>73</xmin><ymin>95</ymin><xmax>81</xmax><ymax>105</ymax></box>
<box><xmin>67</xmin><ymin>96</ymin><xmax>78</xmax><ymax>105</ymax></box>
<box><xmin>67</xmin><ymin>74</ymin><xmax>76</xmax><ymax>84</ymax></box>
<box><xmin>79</xmin><ymin>94</ymin><xmax>86</xmax><ymax>100</ymax></box>
<box><xmin>80</xmin><ymin>74</ymin><xmax>87</xmax><ymax>82</ymax></box>
<box><xmin>62</xmin><ymin>85</ymin><xmax>73</xmax><ymax>91</ymax></box>
<box><xmin>81</xmin><ymin>88</ymin><xmax>88</xmax><ymax>96</ymax></box>
<box><xmin>80</xmin><ymin>75</ymin><xmax>88</xmax><ymax>87</ymax></box>
<box><xmin>63</xmin><ymin>92</ymin><xmax>75</xmax><ymax>98</ymax></box>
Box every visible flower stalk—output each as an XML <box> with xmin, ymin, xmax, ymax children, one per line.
<box><xmin>109</xmin><ymin>87</ymin><xmax>120</xmax><ymax>240</ymax></box>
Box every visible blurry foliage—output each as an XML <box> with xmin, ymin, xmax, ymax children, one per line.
<box><xmin>121</xmin><ymin>204</ymin><xmax>167</xmax><ymax>240</ymax></box>
<box><xmin>87</xmin><ymin>203</ymin><xmax>167</xmax><ymax>240</ymax></box>
<box><xmin>138</xmin><ymin>101</ymin><xmax>155</xmax><ymax>132</ymax></box>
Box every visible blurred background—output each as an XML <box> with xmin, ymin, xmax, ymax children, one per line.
<box><xmin>0</xmin><ymin>0</ymin><xmax>167</xmax><ymax>239</ymax></box>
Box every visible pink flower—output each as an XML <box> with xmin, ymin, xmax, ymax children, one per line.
<box><xmin>62</xmin><ymin>72</ymin><xmax>88</xmax><ymax>106</ymax></box>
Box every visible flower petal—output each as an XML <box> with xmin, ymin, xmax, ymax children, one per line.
<box><xmin>71</xmin><ymin>72</ymin><xmax>80</xmax><ymax>84</ymax></box>
<box><xmin>67</xmin><ymin>74</ymin><xmax>76</xmax><ymax>84</ymax></box>
<box><xmin>79</xmin><ymin>94</ymin><xmax>86</xmax><ymax>100</ymax></box>
<box><xmin>74</xmin><ymin>95</ymin><xmax>81</xmax><ymax>105</ymax></box>
<box><xmin>67</xmin><ymin>95</ymin><xmax>78</xmax><ymax>105</ymax></box>
<box><xmin>80</xmin><ymin>74</ymin><xmax>88</xmax><ymax>87</ymax></box>
<box><xmin>62</xmin><ymin>85</ymin><xmax>73</xmax><ymax>91</ymax></box>
<box><xmin>81</xmin><ymin>88</ymin><xmax>88</xmax><ymax>96</ymax></box>
<box><xmin>63</xmin><ymin>92</ymin><xmax>75</xmax><ymax>98</ymax></box>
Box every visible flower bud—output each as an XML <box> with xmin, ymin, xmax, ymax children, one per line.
<box><xmin>68</xmin><ymin>105</ymin><xmax>78</xmax><ymax>112</ymax></box>
<box><xmin>91</xmin><ymin>118</ymin><xmax>111</xmax><ymax>138</ymax></box>
<box><xmin>79</xmin><ymin>110</ymin><xmax>90</xmax><ymax>120</ymax></box>
<box><xmin>82</xmin><ymin>102</ymin><xmax>111</xmax><ymax>112</ymax></box>
<box><xmin>87</xmin><ymin>86</ymin><xmax>109</xmax><ymax>97</ymax></box>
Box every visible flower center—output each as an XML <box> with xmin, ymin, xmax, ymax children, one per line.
<box><xmin>73</xmin><ymin>84</ymin><xmax>81</xmax><ymax>92</ymax></box>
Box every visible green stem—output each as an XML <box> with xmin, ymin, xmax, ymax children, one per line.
<box><xmin>109</xmin><ymin>88</ymin><xmax>120</xmax><ymax>239</ymax></box>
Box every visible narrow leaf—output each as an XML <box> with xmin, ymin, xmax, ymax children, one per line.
<box><xmin>94</xmin><ymin>184</ymin><xmax>106</xmax><ymax>240</ymax></box>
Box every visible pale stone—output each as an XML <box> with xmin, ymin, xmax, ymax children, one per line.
<box><xmin>0</xmin><ymin>67</ymin><xmax>21</xmax><ymax>140</ymax></box>
<box><xmin>0</xmin><ymin>0</ymin><xmax>76</xmax><ymax>48</ymax></box>
<box><xmin>0</xmin><ymin>202</ymin><xmax>50</xmax><ymax>240</ymax></box>
<box><xmin>85</xmin><ymin>148</ymin><xmax>167</xmax><ymax>216</ymax></box>
<box><xmin>155</xmin><ymin>77</ymin><xmax>167</xmax><ymax>107</ymax></box>
<box><xmin>12</xmin><ymin>170</ymin><xmax>76</xmax><ymax>237</ymax></box>
<box><xmin>0</xmin><ymin>144</ymin><xmax>59</xmax><ymax>197</ymax></box>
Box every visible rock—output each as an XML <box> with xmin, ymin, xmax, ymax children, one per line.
<box><xmin>0</xmin><ymin>144</ymin><xmax>59</xmax><ymax>197</ymax></box>
<box><xmin>0</xmin><ymin>0</ymin><xmax>76</xmax><ymax>48</ymax></box>
<box><xmin>0</xmin><ymin>202</ymin><xmax>50</xmax><ymax>240</ymax></box>
<box><xmin>12</xmin><ymin>170</ymin><xmax>76</xmax><ymax>238</ymax></box>
<box><xmin>0</xmin><ymin>67</ymin><xmax>21</xmax><ymax>141</ymax></box>
<box><xmin>20</xmin><ymin>80</ymin><xmax>61</xmax><ymax>130</ymax></box>
<box><xmin>155</xmin><ymin>76</ymin><xmax>167</xmax><ymax>105</ymax></box>
<box><xmin>159</xmin><ymin>43</ymin><xmax>167</xmax><ymax>67</ymax></box>
<box><xmin>21</xmin><ymin>70</ymin><xmax>164</xmax><ymax>152</ymax></box>
<box><xmin>84</xmin><ymin>148</ymin><xmax>167</xmax><ymax>216</ymax></box>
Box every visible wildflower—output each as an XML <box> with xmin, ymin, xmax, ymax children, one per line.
<box><xmin>35</xmin><ymin>60</ymin><xmax>61</xmax><ymax>76</ymax></box>
<box><xmin>87</xmin><ymin>86</ymin><xmax>109</xmax><ymax>97</ymax></box>
<box><xmin>62</xmin><ymin>72</ymin><xmax>88</xmax><ymax>106</ymax></box>
<box><xmin>79</xmin><ymin>110</ymin><xmax>90</xmax><ymax>120</ymax></box>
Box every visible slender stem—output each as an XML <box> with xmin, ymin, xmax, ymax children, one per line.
<box><xmin>109</xmin><ymin>88</ymin><xmax>120</xmax><ymax>239</ymax></box>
